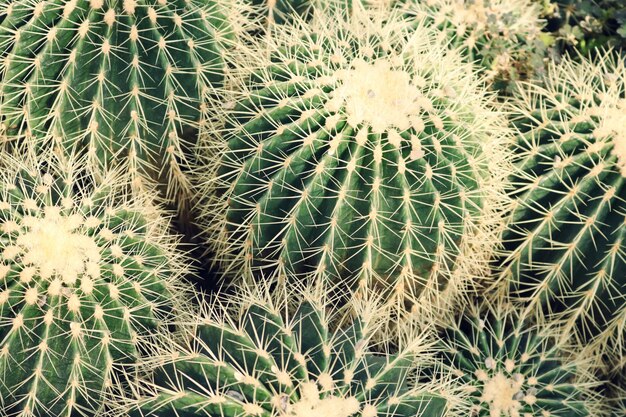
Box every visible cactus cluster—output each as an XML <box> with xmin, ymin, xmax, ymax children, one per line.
<box><xmin>199</xmin><ymin>6</ymin><xmax>511</xmax><ymax>319</ymax></box>
<box><xmin>0</xmin><ymin>150</ymin><xmax>190</xmax><ymax>416</ymax></box>
<box><xmin>130</xmin><ymin>282</ymin><xmax>450</xmax><ymax>417</ymax></box>
<box><xmin>438</xmin><ymin>301</ymin><xmax>603</xmax><ymax>416</ymax></box>
<box><xmin>500</xmin><ymin>52</ymin><xmax>626</xmax><ymax>359</ymax></box>
<box><xmin>0</xmin><ymin>0</ymin><xmax>243</xmax><ymax>207</ymax></box>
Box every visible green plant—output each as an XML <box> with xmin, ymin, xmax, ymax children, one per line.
<box><xmin>438</xmin><ymin>301</ymin><xmax>604</xmax><ymax>416</ymax></box>
<box><xmin>129</xmin><ymin>282</ymin><xmax>450</xmax><ymax>417</ymax></box>
<box><xmin>397</xmin><ymin>0</ymin><xmax>547</xmax><ymax>91</ymax></box>
<box><xmin>198</xmin><ymin>6</ymin><xmax>511</xmax><ymax>319</ymax></box>
<box><xmin>0</xmin><ymin>149</ymin><xmax>191</xmax><ymax>416</ymax></box>
<box><xmin>250</xmin><ymin>0</ymin><xmax>311</xmax><ymax>25</ymax></box>
<box><xmin>0</xmin><ymin>0</ymin><xmax>244</xmax><ymax>210</ymax></box>
<box><xmin>499</xmin><ymin>51</ymin><xmax>626</xmax><ymax>360</ymax></box>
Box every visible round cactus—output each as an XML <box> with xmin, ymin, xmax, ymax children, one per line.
<box><xmin>398</xmin><ymin>0</ymin><xmax>546</xmax><ymax>88</ymax></box>
<box><xmin>130</xmin><ymin>282</ymin><xmax>450</xmax><ymax>417</ymax></box>
<box><xmin>198</xmin><ymin>7</ymin><xmax>511</xmax><ymax>318</ymax></box>
<box><xmin>438</xmin><ymin>301</ymin><xmax>603</xmax><ymax>417</ymax></box>
<box><xmin>0</xmin><ymin>0</ymin><xmax>244</xmax><ymax>208</ymax></box>
<box><xmin>0</xmin><ymin>150</ymin><xmax>191</xmax><ymax>416</ymax></box>
<box><xmin>499</xmin><ymin>52</ymin><xmax>626</xmax><ymax>359</ymax></box>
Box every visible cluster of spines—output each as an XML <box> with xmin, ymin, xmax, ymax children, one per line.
<box><xmin>498</xmin><ymin>51</ymin><xmax>626</xmax><ymax>360</ymax></box>
<box><xmin>0</xmin><ymin>150</ymin><xmax>191</xmax><ymax>416</ymax></box>
<box><xmin>438</xmin><ymin>300</ymin><xmax>604</xmax><ymax>417</ymax></box>
<box><xmin>196</xmin><ymin>5</ymin><xmax>512</xmax><ymax>325</ymax></box>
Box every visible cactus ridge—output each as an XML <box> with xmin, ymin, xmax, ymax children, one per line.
<box><xmin>130</xmin><ymin>281</ymin><xmax>450</xmax><ymax>417</ymax></box>
<box><xmin>439</xmin><ymin>301</ymin><xmax>604</xmax><ymax>417</ymax></box>
<box><xmin>0</xmin><ymin>0</ymin><xmax>244</xmax><ymax>206</ymax></box>
<box><xmin>500</xmin><ymin>52</ymin><xmax>626</xmax><ymax>359</ymax></box>
<box><xmin>198</xmin><ymin>6</ymin><xmax>512</xmax><ymax>319</ymax></box>
<box><xmin>0</xmin><ymin>149</ymin><xmax>191</xmax><ymax>416</ymax></box>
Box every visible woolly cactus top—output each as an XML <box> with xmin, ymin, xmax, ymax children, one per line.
<box><xmin>439</xmin><ymin>302</ymin><xmax>603</xmax><ymax>417</ymax></box>
<box><xmin>199</xmin><ymin>6</ymin><xmax>511</xmax><ymax>318</ymax></box>
<box><xmin>0</xmin><ymin>0</ymin><xmax>244</xmax><ymax>206</ymax></box>
<box><xmin>0</xmin><ymin>151</ymin><xmax>190</xmax><ymax>416</ymax></box>
<box><xmin>501</xmin><ymin>52</ymin><xmax>626</xmax><ymax>359</ymax></box>
<box><xmin>130</xmin><ymin>283</ymin><xmax>450</xmax><ymax>417</ymax></box>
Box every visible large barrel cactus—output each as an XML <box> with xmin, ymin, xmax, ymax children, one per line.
<box><xmin>398</xmin><ymin>0</ymin><xmax>545</xmax><ymax>88</ymax></box>
<box><xmin>0</xmin><ymin>150</ymin><xmax>191</xmax><ymax>416</ymax></box>
<box><xmin>199</xmin><ymin>7</ymin><xmax>511</xmax><ymax>318</ymax></box>
<box><xmin>500</xmin><ymin>52</ymin><xmax>626</xmax><ymax>359</ymax></box>
<box><xmin>439</xmin><ymin>301</ymin><xmax>603</xmax><ymax>416</ymax></box>
<box><xmin>130</xmin><ymin>282</ymin><xmax>450</xmax><ymax>417</ymax></box>
<box><xmin>0</xmin><ymin>0</ymin><xmax>242</xmax><ymax>207</ymax></box>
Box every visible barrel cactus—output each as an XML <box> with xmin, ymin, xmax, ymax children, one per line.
<box><xmin>0</xmin><ymin>150</ymin><xmax>191</xmax><ymax>416</ymax></box>
<box><xmin>500</xmin><ymin>52</ymin><xmax>626</xmax><ymax>359</ymax></box>
<box><xmin>0</xmin><ymin>0</ymin><xmax>244</xmax><ymax>208</ymax></box>
<box><xmin>439</xmin><ymin>301</ymin><xmax>603</xmax><ymax>416</ymax></box>
<box><xmin>130</xmin><ymin>282</ymin><xmax>450</xmax><ymax>417</ymax></box>
<box><xmin>398</xmin><ymin>0</ymin><xmax>546</xmax><ymax>88</ymax></box>
<box><xmin>199</xmin><ymin>7</ymin><xmax>511</xmax><ymax>319</ymax></box>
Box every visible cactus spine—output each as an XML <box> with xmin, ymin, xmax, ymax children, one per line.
<box><xmin>0</xmin><ymin>0</ymin><xmax>242</xmax><ymax>207</ymax></box>
<box><xmin>130</xmin><ymin>282</ymin><xmax>450</xmax><ymax>417</ymax></box>
<box><xmin>500</xmin><ymin>52</ymin><xmax>626</xmax><ymax>360</ymax></box>
<box><xmin>0</xmin><ymin>150</ymin><xmax>191</xmax><ymax>416</ymax></box>
<box><xmin>198</xmin><ymin>6</ymin><xmax>511</xmax><ymax>319</ymax></box>
<box><xmin>438</xmin><ymin>301</ymin><xmax>603</xmax><ymax>416</ymax></box>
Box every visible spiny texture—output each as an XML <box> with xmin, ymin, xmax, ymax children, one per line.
<box><xmin>0</xmin><ymin>0</ymin><xmax>242</xmax><ymax>207</ymax></box>
<box><xmin>199</xmin><ymin>7</ymin><xmax>511</xmax><ymax>318</ymax></box>
<box><xmin>250</xmin><ymin>0</ymin><xmax>311</xmax><ymax>25</ymax></box>
<box><xmin>130</xmin><ymin>283</ymin><xmax>450</xmax><ymax>417</ymax></box>
<box><xmin>439</xmin><ymin>302</ymin><xmax>603</xmax><ymax>417</ymax></box>
<box><xmin>500</xmin><ymin>52</ymin><xmax>626</xmax><ymax>359</ymax></box>
<box><xmin>0</xmin><ymin>151</ymin><xmax>191</xmax><ymax>417</ymax></box>
<box><xmin>399</xmin><ymin>0</ymin><xmax>546</xmax><ymax>88</ymax></box>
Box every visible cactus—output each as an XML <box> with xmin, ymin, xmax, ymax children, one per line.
<box><xmin>438</xmin><ymin>301</ymin><xmax>604</xmax><ymax>416</ymax></box>
<box><xmin>250</xmin><ymin>0</ymin><xmax>311</xmax><ymax>25</ymax></box>
<box><xmin>0</xmin><ymin>0</ymin><xmax>245</xmax><ymax>209</ymax></box>
<box><xmin>198</xmin><ymin>6</ymin><xmax>511</xmax><ymax>320</ymax></box>
<box><xmin>499</xmin><ymin>52</ymin><xmax>626</xmax><ymax>360</ymax></box>
<box><xmin>0</xmin><ymin>149</ymin><xmax>191</xmax><ymax>416</ymax></box>
<box><xmin>129</xmin><ymin>282</ymin><xmax>450</xmax><ymax>417</ymax></box>
<box><xmin>397</xmin><ymin>0</ymin><xmax>547</xmax><ymax>90</ymax></box>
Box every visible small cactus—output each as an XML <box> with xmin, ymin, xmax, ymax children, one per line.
<box><xmin>0</xmin><ymin>150</ymin><xmax>191</xmax><ymax>416</ymax></box>
<box><xmin>0</xmin><ymin>0</ymin><xmax>244</xmax><ymax>208</ymax></box>
<box><xmin>399</xmin><ymin>0</ymin><xmax>546</xmax><ymax>89</ymax></box>
<box><xmin>438</xmin><ymin>301</ymin><xmax>604</xmax><ymax>416</ymax></box>
<box><xmin>198</xmin><ymin>6</ymin><xmax>511</xmax><ymax>319</ymax></box>
<box><xmin>130</xmin><ymin>282</ymin><xmax>450</xmax><ymax>417</ymax></box>
<box><xmin>500</xmin><ymin>52</ymin><xmax>626</xmax><ymax>359</ymax></box>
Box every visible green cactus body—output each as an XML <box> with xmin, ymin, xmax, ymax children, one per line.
<box><xmin>398</xmin><ymin>0</ymin><xmax>546</xmax><ymax>88</ymax></box>
<box><xmin>0</xmin><ymin>0</ymin><xmax>239</xmax><ymax>206</ymax></box>
<box><xmin>439</xmin><ymin>302</ymin><xmax>602</xmax><ymax>416</ymax></box>
<box><xmin>132</xmin><ymin>283</ymin><xmax>449</xmax><ymax>417</ymax></box>
<box><xmin>500</xmin><ymin>53</ymin><xmax>626</xmax><ymax>358</ymax></box>
<box><xmin>200</xmin><ymin>7</ymin><xmax>510</xmax><ymax>316</ymax></box>
<box><xmin>250</xmin><ymin>0</ymin><xmax>311</xmax><ymax>25</ymax></box>
<box><xmin>0</xmin><ymin>151</ymin><xmax>190</xmax><ymax>416</ymax></box>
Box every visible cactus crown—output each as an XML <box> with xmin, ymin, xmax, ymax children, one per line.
<box><xmin>500</xmin><ymin>51</ymin><xmax>626</xmax><ymax>359</ymax></box>
<box><xmin>438</xmin><ymin>301</ymin><xmax>604</xmax><ymax>416</ymax></box>
<box><xmin>0</xmin><ymin>150</ymin><xmax>191</xmax><ymax>416</ymax></box>
<box><xmin>0</xmin><ymin>0</ymin><xmax>246</xmax><ymax>206</ymax></box>
<box><xmin>198</xmin><ymin>6</ymin><xmax>511</xmax><ymax>320</ymax></box>
<box><xmin>130</xmin><ymin>282</ymin><xmax>450</xmax><ymax>417</ymax></box>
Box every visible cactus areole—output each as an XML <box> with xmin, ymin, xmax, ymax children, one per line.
<box><xmin>208</xmin><ymin>9</ymin><xmax>508</xmax><ymax>313</ymax></box>
<box><xmin>0</xmin><ymin>0</ymin><xmax>235</xmax><ymax>201</ymax></box>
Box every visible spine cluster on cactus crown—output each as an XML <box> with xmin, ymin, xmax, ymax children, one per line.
<box><xmin>398</xmin><ymin>0</ymin><xmax>544</xmax><ymax>84</ymax></box>
<box><xmin>499</xmin><ymin>52</ymin><xmax>626</xmax><ymax>360</ymax></box>
<box><xmin>438</xmin><ymin>300</ymin><xmax>604</xmax><ymax>417</ymax></box>
<box><xmin>0</xmin><ymin>0</ymin><xmax>246</xmax><ymax>207</ymax></box>
<box><xmin>197</xmin><ymin>5</ymin><xmax>512</xmax><ymax>321</ymax></box>
<box><xmin>128</xmin><ymin>281</ymin><xmax>451</xmax><ymax>417</ymax></box>
<box><xmin>0</xmin><ymin>149</ymin><xmax>191</xmax><ymax>416</ymax></box>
